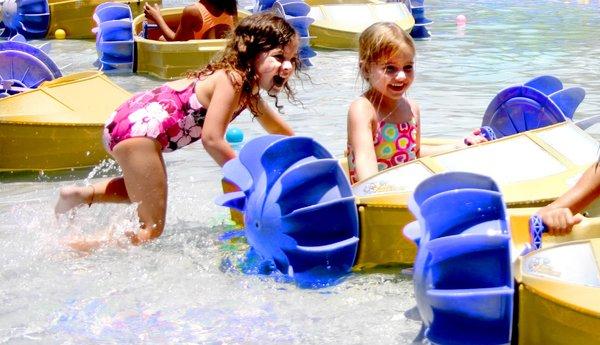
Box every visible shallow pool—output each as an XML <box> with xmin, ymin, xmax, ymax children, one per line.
<box><xmin>2</xmin><ymin>0</ymin><xmax>600</xmax><ymax>343</ymax></box>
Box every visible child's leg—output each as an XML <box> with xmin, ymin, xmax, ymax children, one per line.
<box><xmin>55</xmin><ymin>169</ymin><xmax>131</xmax><ymax>215</ymax></box>
<box><xmin>111</xmin><ymin>137</ymin><xmax>168</xmax><ymax>244</ymax></box>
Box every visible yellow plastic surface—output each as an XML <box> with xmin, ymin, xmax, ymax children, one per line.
<box><xmin>46</xmin><ymin>0</ymin><xmax>160</xmax><ymax>39</ymax></box>
<box><xmin>309</xmin><ymin>2</ymin><xmax>415</xmax><ymax>50</ymax></box>
<box><xmin>517</xmin><ymin>239</ymin><xmax>600</xmax><ymax>344</ymax></box>
<box><xmin>0</xmin><ymin>71</ymin><xmax>131</xmax><ymax>171</ymax></box>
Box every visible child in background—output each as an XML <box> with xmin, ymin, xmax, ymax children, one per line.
<box><xmin>537</xmin><ymin>163</ymin><xmax>600</xmax><ymax>235</ymax></box>
<box><xmin>346</xmin><ymin>22</ymin><xmax>486</xmax><ymax>184</ymax></box>
<box><xmin>144</xmin><ymin>0</ymin><xmax>237</xmax><ymax>41</ymax></box>
<box><xmin>55</xmin><ymin>12</ymin><xmax>300</xmax><ymax>249</ymax></box>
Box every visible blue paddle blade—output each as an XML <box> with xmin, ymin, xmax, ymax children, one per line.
<box><xmin>93</xmin><ymin>3</ymin><xmax>134</xmax><ymax>72</ymax></box>
<box><xmin>222</xmin><ymin>158</ymin><xmax>253</xmax><ymax>193</ymax></box>
<box><xmin>0</xmin><ymin>0</ymin><xmax>50</xmax><ymax>39</ymax></box>
<box><xmin>549</xmin><ymin>87</ymin><xmax>585</xmax><ymax>119</ymax></box>
<box><xmin>407</xmin><ymin>172</ymin><xmax>514</xmax><ymax>345</ymax></box>
<box><xmin>482</xmin><ymin>75</ymin><xmax>585</xmax><ymax>138</ymax></box>
<box><xmin>216</xmin><ymin>136</ymin><xmax>359</xmax><ymax>287</ymax></box>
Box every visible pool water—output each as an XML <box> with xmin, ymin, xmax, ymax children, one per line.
<box><xmin>2</xmin><ymin>0</ymin><xmax>600</xmax><ymax>343</ymax></box>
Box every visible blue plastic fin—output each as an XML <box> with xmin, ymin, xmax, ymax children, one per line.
<box><xmin>426</xmin><ymin>232</ymin><xmax>511</xmax><ymax>265</ymax></box>
<box><xmin>523</xmin><ymin>75</ymin><xmax>563</xmax><ymax>95</ymax></box>
<box><xmin>420</xmin><ymin>189</ymin><xmax>506</xmax><ymax>240</ymax></box>
<box><xmin>9</xmin><ymin>34</ymin><xmax>27</xmax><ymax>42</ymax></box>
<box><xmin>276</xmin><ymin>159</ymin><xmax>353</xmax><ymax>215</ymax></box>
<box><xmin>222</xmin><ymin>158</ymin><xmax>253</xmax><ymax>193</ymax></box>
<box><xmin>280</xmin><ymin>1</ymin><xmax>310</xmax><ymax>16</ymax></box>
<box><xmin>261</xmin><ymin>136</ymin><xmax>332</xmax><ymax>191</ymax></box>
<box><xmin>280</xmin><ymin>196</ymin><xmax>357</xmax><ymax>246</ymax></box>
<box><xmin>238</xmin><ymin>134</ymin><xmax>286</xmax><ymax>182</ymax></box>
<box><xmin>549</xmin><ymin>86</ymin><xmax>585</xmax><ymax>119</ymax></box>
<box><xmin>214</xmin><ymin>191</ymin><xmax>247</xmax><ymax>211</ymax></box>
<box><xmin>403</xmin><ymin>221</ymin><xmax>422</xmax><ymax>246</ymax></box>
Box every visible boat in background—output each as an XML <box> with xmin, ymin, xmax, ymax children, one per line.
<box><xmin>0</xmin><ymin>71</ymin><xmax>131</xmax><ymax>172</ymax></box>
<box><xmin>0</xmin><ymin>0</ymin><xmax>160</xmax><ymax>39</ymax></box>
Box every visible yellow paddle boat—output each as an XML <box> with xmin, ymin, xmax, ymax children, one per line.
<box><xmin>0</xmin><ymin>70</ymin><xmax>131</xmax><ymax>172</ymax></box>
<box><xmin>0</xmin><ymin>0</ymin><xmax>160</xmax><ymax>39</ymax></box>
<box><xmin>306</xmin><ymin>1</ymin><xmax>414</xmax><ymax>49</ymax></box>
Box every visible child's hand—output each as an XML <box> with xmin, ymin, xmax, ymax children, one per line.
<box><xmin>463</xmin><ymin>128</ymin><xmax>488</xmax><ymax>146</ymax></box>
<box><xmin>143</xmin><ymin>3</ymin><xmax>161</xmax><ymax>22</ymax></box>
<box><xmin>538</xmin><ymin>207</ymin><xmax>584</xmax><ymax>236</ymax></box>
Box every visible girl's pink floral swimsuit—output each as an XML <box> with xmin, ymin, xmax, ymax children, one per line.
<box><xmin>103</xmin><ymin>80</ymin><xmax>222</xmax><ymax>152</ymax></box>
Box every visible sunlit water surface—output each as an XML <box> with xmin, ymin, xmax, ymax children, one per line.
<box><xmin>2</xmin><ymin>0</ymin><xmax>600</xmax><ymax>343</ymax></box>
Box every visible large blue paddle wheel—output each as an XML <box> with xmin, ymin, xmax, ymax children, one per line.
<box><xmin>405</xmin><ymin>172</ymin><xmax>514</xmax><ymax>344</ymax></box>
<box><xmin>482</xmin><ymin>75</ymin><xmax>585</xmax><ymax>138</ymax></box>
<box><xmin>253</xmin><ymin>0</ymin><xmax>316</xmax><ymax>67</ymax></box>
<box><xmin>216</xmin><ymin>135</ymin><xmax>359</xmax><ymax>288</ymax></box>
<box><xmin>92</xmin><ymin>2</ymin><xmax>134</xmax><ymax>72</ymax></box>
<box><xmin>0</xmin><ymin>0</ymin><xmax>50</xmax><ymax>39</ymax></box>
<box><xmin>0</xmin><ymin>33</ymin><xmax>61</xmax><ymax>98</ymax></box>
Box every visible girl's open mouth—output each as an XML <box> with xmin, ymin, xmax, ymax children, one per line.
<box><xmin>273</xmin><ymin>75</ymin><xmax>285</xmax><ymax>87</ymax></box>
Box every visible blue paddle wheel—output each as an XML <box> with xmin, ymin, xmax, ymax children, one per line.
<box><xmin>0</xmin><ymin>0</ymin><xmax>50</xmax><ymax>39</ymax></box>
<box><xmin>92</xmin><ymin>2</ymin><xmax>134</xmax><ymax>72</ymax></box>
<box><xmin>253</xmin><ymin>0</ymin><xmax>316</xmax><ymax>67</ymax></box>
<box><xmin>482</xmin><ymin>75</ymin><xmax>585</xmax><ymax>138</ymax></box>
<box><xmin>405</xmin><ymin>172</ymin><xmax>514</xmax><ymax>344</ymax></box>
<box><xmin>0</xmin><ymin>33</ymin><xmax>61</xmax><ymax>98</ymax></box>
<box><xmin>216</xmin><ymin>135</ymin><xmax>359</xmax><ymax>288</ymax></box>
<box><xmin>406</xmin><ymin>0</ymin><xmax>432</xmax><ymax>40</ymax></box>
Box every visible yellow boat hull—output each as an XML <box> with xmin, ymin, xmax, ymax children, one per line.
<box><xmin>47</xmin><ymin>0</ymin><xmax>160</xmax><ymax>39</ymax></box>
<box><xmin>353</xmin><ymin>122</ymin><xmax>599</xmax><ymax>268</ymax></box>
<box><xmin>308</xmin><ymin>2</ymin><xmax>415</xmax><ymax>50</ymax></box>
<box><xmin>515</xmin><ymin>239</ymin><xmax>600</xmax><ymax>344</ymax></box>
<box><xmin>0</xmin><ymin>71</ymin><xmax>131</xmax><ymax>172</ymax></box>
<box><xmin>132</xmin><ymin>8</ymin><xmax>250</xmax><ymax>79</ymax></box>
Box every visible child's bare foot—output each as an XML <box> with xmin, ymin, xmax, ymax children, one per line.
<box><xmin>55</xmin><ymin>185</ymin><xmax>93</xmax><ymax>215</ymax></box>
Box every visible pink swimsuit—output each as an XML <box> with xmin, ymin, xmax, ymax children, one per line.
<box><xmin>103</xmin><ymin>80</ymin><xmax>214</xmax><ymax>152</ymax></box>
<box><xmin>347</xmin><ymin>118</ymin><xmax>418</xmax><ymax>184</ymax></box>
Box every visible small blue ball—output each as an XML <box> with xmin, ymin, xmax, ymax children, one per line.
<box><xmin>226</xmin><ymin>127</ymin><xmax>244</xmax><ymax>143</ymax></box>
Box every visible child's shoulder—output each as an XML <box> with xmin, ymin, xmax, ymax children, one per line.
<box><xmin>348</xmin><ymin>96</ymin><xmax>376</xmax><ymax>116</ymax></box>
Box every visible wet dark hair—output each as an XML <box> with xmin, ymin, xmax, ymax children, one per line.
<box><xmin>188</xmin><ymin>12</ymin><xmax>300</xmax><ymax>114</ymax></box>
<box><xmin>203</xmin><ymin>0</ymin><xmax>237</xmax><ymax>15</ymax></box>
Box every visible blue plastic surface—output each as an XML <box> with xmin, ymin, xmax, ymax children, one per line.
<box><xmin>0</xmin><ymin>34</ymin><xmax>62</xmax><ymax>97</ymax></box>
<box><xmin>215</xmin><ymin>135</ymin><xmax>359</xmax><ymax>288</ymax></box>
<box><xmin>92</xmin><ymin>2</ymin><xmax>134</xmax><ymax>72</ymax></box>
<box><xmin>406</xmin><ymin>172</ymin><xmax>514</xmax><ymax>344</ymax></box>
<box><xmin>258</xmin><ymin>0</ymin><xmax>317</xmax><ymax>67</ymax></box>
<box><xmin>482</xmin><ymin>75</ymin><xmax>585</xmax><ymax>138</ymax></box>
<box><xmin>408</xmin><ymin>0</ymin><xmax>432</xmax><ymax>39</ymax></box>
<box><xmin>0</xmin><ymin>0</ymin><xmax>50</xmax><ymax>39</ymax></box>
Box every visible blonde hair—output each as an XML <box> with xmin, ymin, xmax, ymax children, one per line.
<box><xmin>358</xmin><ymin>22</ymin><xmax>415</xmax><ymax>80</ymax></box>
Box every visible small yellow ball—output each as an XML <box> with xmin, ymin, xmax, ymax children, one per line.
<box><xmin>54</xmin><ymin>29</ymin><xmax>66</xmax><ymax>40</ymax></box>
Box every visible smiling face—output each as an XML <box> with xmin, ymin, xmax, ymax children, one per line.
<box><xmin>365</xmin><ymin>49</ymin><xmax>415</xmax><ymax>100</ymax></box>
<box><xmin>254</xmin><ymin>36</ymin><xmax>299</xmax><ymax>96</ymax></box>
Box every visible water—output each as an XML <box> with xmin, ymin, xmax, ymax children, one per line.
<box><xmin>2</xmin><ymin>0</ymin><xmax>600</xmax><ymax>343</ymax></box>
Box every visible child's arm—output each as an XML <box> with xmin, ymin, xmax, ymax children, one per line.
<box><xmin>201</xmin><ymin>72</ymin><xmax>242</xmax><ymax>166</ymax></box>
<box><xmin>253</xmin><ymin>98</ymin><xmax>294</xmax><ymax>136</ymax></box>
<box><xmin>347</xmin><ymin>100</ymin><xmax>379</xmax><ymax>182</ymax></box>
<box><xmin>144</xmin><ymin>3</ymin><xmax>199</xmax><ymax>41</ymax></box>
<box><xmin>538</xmin><ymin>163</ymin><xmax>600</xmax><ymax>234</ymax></box>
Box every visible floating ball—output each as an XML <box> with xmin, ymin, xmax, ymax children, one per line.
<box><xmin>226</xmin><ymin>127</ymin><xmax>244</xmax><ymax>144</ymax></box>
<box><xmin>456</xmin><ymin>14</ymin><xmax>467</xmax><ymax>27</ymax></box>
<box><xmin>55</xmin><ymin>29</ymin><xmax>66</xmax><ymax>39</ymax></box>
